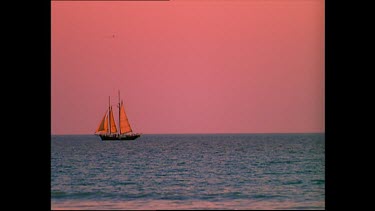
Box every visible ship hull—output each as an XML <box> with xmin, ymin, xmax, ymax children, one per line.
<box><xmin>98</xmin><ymin>134</ymin><xmax>141</xmax><ymax>141</ymax></box>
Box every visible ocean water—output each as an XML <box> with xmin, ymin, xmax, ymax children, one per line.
<box><xmin>51</xmin><ymin>134</ymin><xmax>325</xmax><ymax>210</ymax></box>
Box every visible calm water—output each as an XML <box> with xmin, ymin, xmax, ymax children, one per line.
<box><xmin>51</xmin><ymin>134</ymin><xmax>325</xmax><ymax>210</ymax></box>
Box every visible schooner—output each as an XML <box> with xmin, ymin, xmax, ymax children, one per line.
<box><xmin>95</xmin><ymin>91</ymin><xmax>141</xmax><ymax>141</ymax></box>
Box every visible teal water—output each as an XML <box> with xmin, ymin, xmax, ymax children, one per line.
<box><xmin>51</xmin><ymin>134</ymin><xmax>325</xmax><ymax>210</ymax></box>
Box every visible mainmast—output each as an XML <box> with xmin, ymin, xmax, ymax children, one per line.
<box><xmin>109</xmin><ymin>96</ymin><xmax>111</xmax><ymax>135</ymax></box>
<box><xmin>118</xmin><ymin>90</ymin><xmax>121</xmax><ymax>134</ymax></box>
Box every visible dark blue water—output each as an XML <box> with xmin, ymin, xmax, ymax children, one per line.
<box><xmin>51</xmin><ymin>134</ymin><xmax>324</xmax><ymax>210</ymax></box>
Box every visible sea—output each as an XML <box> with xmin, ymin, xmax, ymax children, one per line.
<box><xmin>51</xmin><ymin>133</ymin><xmax>325</xmax><ymax>210</ymax></box>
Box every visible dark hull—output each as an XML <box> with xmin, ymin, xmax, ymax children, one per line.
<box><xmin>99</xmin><ymin>134</ymin><xmax>141</xmax><ymax>141</ymax></box>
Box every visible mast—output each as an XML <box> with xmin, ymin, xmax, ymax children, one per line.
<box><xmin>118</xmin><ymin>90</ymin><xmax>121</xmax><ymax>134</ymax></box>
<box><xmin>109</xmin><ymin>96</ymin><xmax>111</xmax><ymax>135</ymax></box>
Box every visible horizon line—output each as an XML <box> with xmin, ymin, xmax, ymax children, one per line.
<box><xmin>51</xmin><ymin>132</ymin><xmax>325</xmax><ymax>136</ymax></box>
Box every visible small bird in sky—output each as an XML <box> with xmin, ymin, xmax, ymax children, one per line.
<box><xmin>103</xmin><ymin>34</ymin><xmax>117</xmax><ymax>39</ymax></box>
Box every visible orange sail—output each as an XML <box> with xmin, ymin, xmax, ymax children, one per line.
<box><xmin>95</xmin><ymin>110</ymin><xmax>108</xmax><ymax>133</ymax></box>
<box><xmin>109</xmin><ymin>106</ymin><xmax>118</xmax><ymax>133</ymax></box>
<box><xmin>119</xmin><ymin>101</ymin><xmax>132</xmax><ymax>134</ymax></box>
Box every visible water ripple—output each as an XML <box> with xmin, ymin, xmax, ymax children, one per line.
<box><xmin>52</xmin><ymin>134</ymin><xmax>325</xmax><ymax>209</ymax></box>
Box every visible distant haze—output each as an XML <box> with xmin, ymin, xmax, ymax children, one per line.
<box><xmin>51</xmin><ymin>0</ymin><xmax>324</xmax><ymax>134</ymax></box>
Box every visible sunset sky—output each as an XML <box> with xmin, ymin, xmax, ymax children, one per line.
<box><xmin>51</xmin><ymin>0</ymin><xmax>324</xmax><ymax>134</ymax></box>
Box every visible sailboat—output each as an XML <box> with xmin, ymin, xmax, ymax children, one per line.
<box><xmin>95</xmin><ymin>91</ymin><xmax>141</xmax><ymax>141</ymax></box>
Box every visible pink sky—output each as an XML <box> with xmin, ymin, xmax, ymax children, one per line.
<box><xmin>51</xmin><ymin>0</ymin><xmax>324</xmax><ymax>134</ymax></box>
